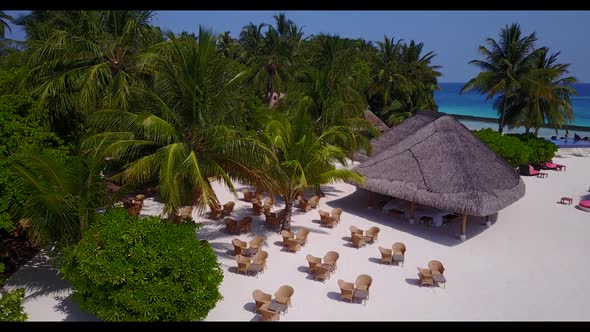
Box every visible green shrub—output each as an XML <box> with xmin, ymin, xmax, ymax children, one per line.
<box><xmin>473</xmin><ymin>129</ymin><xmax>559</xmax><ymax>166</ymax></box>
<box><xmin>473</xmin><ymin>129</ymin><xmax>531</xmax><ymax>166</ymax></box>
<box><xmin>60</xmin><ymin>208</ymin><xmax>223</xmax><ymax>321</ymax></box>
<box><xmin>0</xmin><ymin>288</ymin><xmax>28</xmax><ymax>321</ymax></box>
<box><xmin>508</xmin><ymin>133</ymin><xmax>559</xmax><ymax>163</ymax></box>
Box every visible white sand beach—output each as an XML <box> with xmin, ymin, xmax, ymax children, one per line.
<box><xmin>4</xmin><ymin>154</ymin><xmax>590</xmax><ymax>321</ymax></box>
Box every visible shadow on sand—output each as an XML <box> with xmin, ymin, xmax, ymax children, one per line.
<box><xmin>325</xmin><ymin>188</ymin><xmax>498</xmax><ymax>247</ymax></box>
<box><xmin>5</xmin><ymin>253</ymin><xmax>98</xmax><ymax>321</ymax></box>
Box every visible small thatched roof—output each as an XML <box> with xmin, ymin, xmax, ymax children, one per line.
<box><xmin>364</xmin><ymin>110</ymin><xmax>389</xmax><ymax>132</ymax></box>
<box><xmin>352</xmin><ymin>111</ymin><xmax>525</xmax><ymax>217</ymax></box>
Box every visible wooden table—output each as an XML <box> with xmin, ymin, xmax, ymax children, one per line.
<box><xmin>433</xmin><ymin>274</ymin><xmax>447</xmax><ymax>288</ymax></box>
<box><xmin>268</xmin><ymin>301</ymin><xmax>287</xmax><ymax>314</ymax></box>
<box><xmin>353</xmin><ymin>289</ymin><xmax>369</xmax><ymax>305</ymax></box>
<box><xmin>560</xmin><ymin>197</ymin><xmax>573</xmax><ymax>205</ymax></box>
<box><xmin>243</xmin><ymin>248</ymin><xmax>258</xmax><ymax>257</ymax></box>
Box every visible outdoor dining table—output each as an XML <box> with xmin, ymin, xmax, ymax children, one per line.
<box><xmin>268</xmin><ymin>300</ymin><xmax>287</xmax><ymax>314</ymax></box>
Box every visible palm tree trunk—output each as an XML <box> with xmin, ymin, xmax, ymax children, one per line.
<box><xmin>499</xmin><ymin>94</ymin><xmax>507</xmax><ymax>134</ymax></box>
<box><xmin>533</xmin><ymin>127</ymin><xmax>540</xmax><ymax>137</ymax></box>
<box><xmin>281</xmin><ymin>200</ymin><xmax>293</xmax><ymax>232</ymax></box>
<box><xmin>315</xmin><ymin>185</ymin><xmax>325</xmax><ymax>198</ymax></box>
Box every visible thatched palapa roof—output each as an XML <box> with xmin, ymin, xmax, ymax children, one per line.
<box><xmin>364</xmin><ymin>110</ymin><xmax>389</xmax><ymax>132</ymax></box>
<box><xmin>352</xmin><ymin>111</ymin><xmax>525</xmax><ymax>217</ymax></box>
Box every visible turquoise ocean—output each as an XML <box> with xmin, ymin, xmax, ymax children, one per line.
<box><xmin>436</xmin><ymin>83</ymin><xmax>590</xmax><ymax>139</ymax></box>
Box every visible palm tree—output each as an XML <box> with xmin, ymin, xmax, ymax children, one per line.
<box><xmin>259</xmin><ymin>104</ymin><xmax>364</xmax><ymax>231</ymax></box>
<box><xmin>503</xmin><ymin>49</ymin><xmax>577</xmax><ymax>135</ymax></box>
<box><xmin>0</xmin><ymin>11</ymin><xmax>15</xmax><ymax>39</ymax></box>
<box><xmin>23</xmin><ymin>11</ymin><xmax>162</xmax><ymax>124</ymax></box>
<box><xmin>9</xmin><ymin>152</ymin><xmax>105</xmax><ymax>248</ymax></box>
<box><xmin>240</xmin><ymin>14</ymin><xmax>301</xmax><ymax>106</ymax></box>
<box><xmin>289</xmin><ymin>34</ymin><xmax>377</xmax><ymax>156</ymax></box>
<box><xmin>461</xmin><ymin>23</ymin><xmax>543</xmax><ymax>133</ymax></box>
<box><xmin>82</xmin><ymin>29</ymin><xmax>271</xmax><ymax>218</ymax></box>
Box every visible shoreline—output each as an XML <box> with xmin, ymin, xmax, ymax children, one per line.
<box><xmin>450</xmin><ymin>114</ymin><xmax>590</xmax><ymax>132</ymax></box>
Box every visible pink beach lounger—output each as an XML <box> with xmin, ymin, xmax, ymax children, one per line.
<box><xmin>579</xmin><ymin>200</ymin><xmax>590</xmax><ymax>212</ymax></box>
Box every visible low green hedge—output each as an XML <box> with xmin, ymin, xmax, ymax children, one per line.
<box><xmin>473</xmin><ymin>129</ymin><xmax>558</xmax><ymax>166</ymax></box>
<box><xmin>0</xmin><ymin>288</ymin><xmax>28</xmax><ymax>321</ymax></box>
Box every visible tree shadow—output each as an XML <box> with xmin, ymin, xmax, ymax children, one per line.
<box><xmin>207</xmin><ymin>241</ymin><xmax>235</xmax><ymax>258</ymax></box>
<box><xmin>326</xmin><ymin>187</ymin><xmax>497</xmax><ymax>246</ymax></box>
<box><xmin>3</xmin><ymin>253</ymin><xmax>72</xmax><ymax>301</ymax></box>
<box><xmin>243</xmin><ymin>302</ymin><xmax>257</xmax><ymax>314</ymax></box>
<box><xmin>53</xmin><ymin>294</ymin><xmax>99</xmax><ymax>321</ymax></box>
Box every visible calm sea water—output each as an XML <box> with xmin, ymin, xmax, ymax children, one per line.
<box><xmin>436</xmin><ymin>82</ymin><xmax>590</xmax><ymax>138</ymax></box>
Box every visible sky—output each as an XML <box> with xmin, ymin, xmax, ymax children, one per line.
<box><xmin>5</xmin><ymin>10</ymin><xmax>590</xmax><ymax>82</ymax></box>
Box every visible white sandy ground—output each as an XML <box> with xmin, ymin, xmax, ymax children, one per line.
<box><xmin>3</xmin><ymin>154</ymin><xmax>590</xmax><ymax>321</ymax></box>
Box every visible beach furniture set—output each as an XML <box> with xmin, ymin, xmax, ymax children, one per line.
<box><xmin>252</xmin><ymin>286</ymin><xmax>294</xmax><ymax>321</ymax></box>
<box><xmin>306</xmin><ymin>251</ymin><xmax>340</xmax><ymax>283</ymax></box>
<box><xmin>349</xmin><ymin>226</ymin><xmax>380</xmax><ymax>248</ymax></box>
<box><xmin>338</xmin><ymin>274</ymin><xmax>373</xmax><ymax>305</ymax></box>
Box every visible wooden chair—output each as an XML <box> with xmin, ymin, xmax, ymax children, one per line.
<box><xmin>309</xmin><ymin>195</ymin><xmax>320</xmax><ymax>209</ymax></box>
<box><xmin>249</xmin><ymin>250</ymin><xmax>268</xmax><ymax>277</ymax></box>
<box><xmin>331</xmin><ymin>208</ymin><xmax>343</xmax><ymax>223</ymax></box>
<box><xmin>323</xmin><ymin>251</ymin><xmax>340</xmax><ymax>273</ymax></box>
<box><xmin>232</xmin><ymin>238</ymin><xmax>247</xmax><ymax>255</ymax></box>
<box><xmin>299</xmin><ymin>200</ymin><xmax>310</xmax><ymax>212</ymax></box>
<box><xmin>259</xmin><ymin>303</ymin><xmax>280</xmax><ymax>321</ymax></box>
<box><xmin>274</xmin><ymin>285</ymin><xmax>294</xmax><ymax>311</ymax></box>
<box><xmin>351</xmin><ymin>233</ymin><xmax>367</xmax><ymax>249</ymax></box>
<box><xmin>314</xmin><ymin>264</ymin><xmax>330</xmax><ymax>283</ymax></box>
<box><xmin>239</xmin><ymin>216</ymin><xmax>252</xmax><ymax>233</ymax></box>
<box><xmin>223</xmin><ymin>201</ymin><xmax>235</xmax><ymax>216</ymax></box>
<box><xmin>318</xmin><ymin>210</ymin><xmax>329</xmax><ymax>223</ymax></box>
<box><xmin>322</xmin><ymin>216</ymin><xmax>338</xmax><ymax>228</ymax></box>
<box><xmin>417</xmin><ymin>267</ymin><xmax>434</xmax><ymax>287</ymax></box>
<box><xmin>281</xmin><ymin>230</ymin><xmax>295</xmax><ymax>247</ymax></box>
<box><xmin>306</xmin><ymin>254</ymin><xmax>322</xmax><ymax>274</ymax></box>
<box><xmin>264</xmin><ymin>212</ymin><xmax>280</xmax><ymax>230</ymax></box>
<box><xmin>355</xmin><ymin>274</ymin><xmax>373</xmax><ymax>292</ymax></box>
<box><xmin>378</xmin><ymin>246</ymin><xmax>393</xmax><ymax>264</ymax></box>
<box><xmin>392</xmin><ymin>242</ymin><xmax>406</xmax><ymax>267</ymax></box>
<box><xmin>338</xmin><ymin>279</ymin><xmax>355</xmax><ymax>303</ymax></box>
<box><xmin>235</xmin><ymin>255</ymin><xmax>251</xmax><ymax>275</ymax></box>
<box><xmin>252</xmin><ymin>289</ymin><xmax>272</xmax><ymax>314</ymax></box>
<box><xmin>365</xmin><ymin>227</ymin><xmax>380</xmax><ymax>244</ymax></box>
<box><xmin>248</xmin><ymin>236</ymin><xmax>265</xmax><ymax>251</ymax></box>
<box><xmin>210</xmin><ymin>205</ymin><xmax>223</xmax><ymax>220</ymax></box>
<box><xmin>350</xmin><ymin>226</ymin><xmax>364</xmax><ymax>237</ymax></box>
<box><xmin>295</xmin><ymin>227</ymin><xmax>310</xmax><ymax>246</ymax></box>
<box><xmin>428</xmin><ymin>260</ymin><xmax>446</xmax><ymax>288</ymax></box>
<box><xmin>242</xmin><ymin>189</ymin><xmax>254</xmax><ymax>202</ymax></box>
<box><xmin>224</xmin><ymin>218</ymin><xmax>239</xmax><ymax>234</ymax></box>
<box><xmin>285</xmin><ymin>238</ymin><xmax>301</xmax><ymax>253</ymax></box>
<box><xmin>252</xmin><ymin>200</ymin><xmax>263</xmax><ymax>216</ymax></box>
<box><xmin>173</xmin><ymin>206</ymin><xmax>193</xmax><ymax>223</ymax></box>
<box><xmin>354</xmin><ymin>274</ymin><xmax>373</xmax><ymax>305</ymax></box>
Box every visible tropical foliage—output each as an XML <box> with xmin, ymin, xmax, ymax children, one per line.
<box><xmin>60</xmin><ymin>208</ymin><xmax>223</xmax><ymax>321</ymax></box>
<box><xmin>0</xmin><ymin>288</ymin><xmax>28</xmax><ymax>321</ymax></box>
<box><xmin>258</xmin><ymin>104</ymin><xmax>364</xmax><ymax>230</ymax></box>
<box><xmin>473</xmin><ymin>128</ymin><xmax>558</xmax><ymax>165</ymax></box>
<box><xmin>83</xmin><ymin>28</ymin><xmax>270</xmax><ymax>218</ymax></box>
<box><xmin>463</xmin><ymin>23</ymin><xmax>576</xmax><ymax>134</ymax></box>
